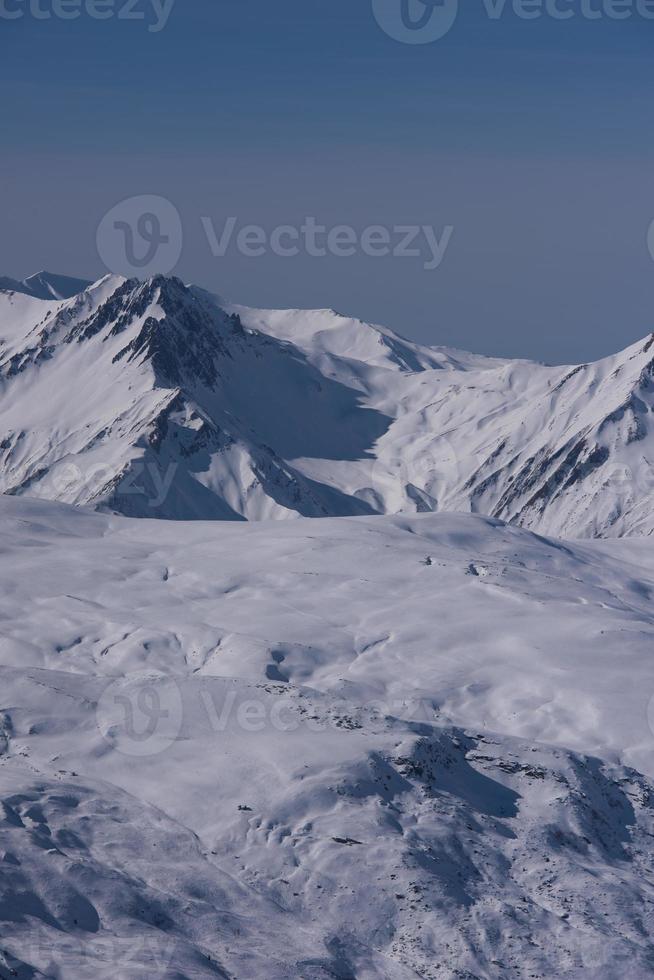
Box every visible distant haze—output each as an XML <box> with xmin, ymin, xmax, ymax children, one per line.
<box><xmin>2</xmin><ymin>2</ymin><xmax>654</xmax><ymax>364</ymax></box>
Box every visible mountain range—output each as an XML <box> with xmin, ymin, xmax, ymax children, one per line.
<box><xmin>1</xmin><ymin>270</ymin><xmax>652</xmax><ymax>537</ymax></box>
<box><xmin>3</xmin><ymin>272</ymin><xmax>654</xmax><ymax>978</ymax></box>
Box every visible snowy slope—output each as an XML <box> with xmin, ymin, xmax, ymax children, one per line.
<box><xmin>0</xmin><ymin>271</ymin><xmax>92</xmax><ymax>301</ymax></box>
<box><xmin>1</xmin><ymin>273</ymin><xmax>653</xmax><ymax>536</ymax></box>
<box><xmin>0</xmin><ymin>275</ymin><xmax>383</xmax><ymax>522</ymax></box>
<box><xmin>231</xmin><ymin>303</ymin><xmax>654</xmax><ymax>538</ymax></box>
<box><xmin>1</xmin><ymin>496</ymin><xmax>654</xmax><ymax>977</ymax></box>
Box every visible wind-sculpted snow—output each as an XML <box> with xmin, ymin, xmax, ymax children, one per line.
<box><xmin>1</xmin><ymin>497</ymin><xmax>654</xmax><ymax>977</ymax></box>
<box><xmin>1</xmin><ymin>273</ymin><xmax>654</xmax><ymax>535</ymax></box>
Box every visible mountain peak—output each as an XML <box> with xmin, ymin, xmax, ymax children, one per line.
<box><xmin>2</xmin><ymin>270</ymin><xmax>654</xmax><ymax>536</ymax></box>
<box><xmin>0</xmin><ymin>271</ymin><xmax>92</xmax><ymax>302</ymax></box>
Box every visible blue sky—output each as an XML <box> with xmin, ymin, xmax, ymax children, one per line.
<box><xmin>2</xmin><ymin>0</ymin><xmax>654</xmax><ymax>361</ymax></box>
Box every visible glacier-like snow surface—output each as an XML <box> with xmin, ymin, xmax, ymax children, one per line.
<box><xmin>1</xmin><ymin>497</ymin><xmax>654</xmax><ymax>977</ymax></box>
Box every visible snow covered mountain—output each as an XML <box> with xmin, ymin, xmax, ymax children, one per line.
<box><xmin>1</xmin><ymin>495</ymin><xmax>654</xmax><ymax>978</ymax></box>
<box><xmin>0</xmin><ymin>271</ymin><xmax>92</xmax><ymax>301</ymax></box>
<box><xmin>1</xmin><ymin>272</ymin><xmax>653</xmax><ymax>536</ymax></box>
<box><xmin>2</xmin><ymin>273</ymin><xmax>654</xmax><ymax>977</ymax></box>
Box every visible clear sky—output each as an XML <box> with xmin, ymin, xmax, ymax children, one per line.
<box><xmin>2</xmin><ymin>0</ymin><xmax>654</xmax><ymax>362</ymax></box>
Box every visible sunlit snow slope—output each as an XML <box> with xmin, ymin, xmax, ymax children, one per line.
<box><xmin>1</xmin><ymin>272</ymin><xmax>653</xmax><ymax>535</ymax></box>
<box><xmin>1</xmin><ymin>497</ymin><xmax>654</xmax><ymax>977</ymax></box>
